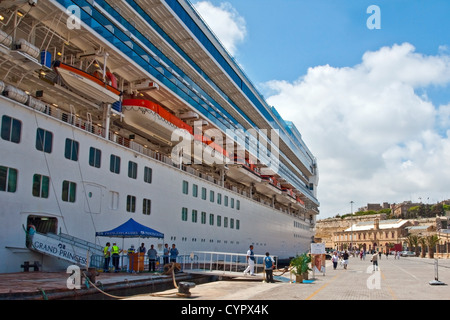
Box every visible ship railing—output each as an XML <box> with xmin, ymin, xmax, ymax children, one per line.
<box><xmin>178</xmin><ymin>251</ymin><xmax>277</xmax><ymax>275</ymax></box>
<box><xmin>87</xmin><ymin>251</ymin><xmax>279</xmax><ymax>276</ymax></box>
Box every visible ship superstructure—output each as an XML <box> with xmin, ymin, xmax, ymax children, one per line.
<box><xmin>0</xmin><ymin>0</ymin><xmax>318</xmax><ymax>273</ymax></box>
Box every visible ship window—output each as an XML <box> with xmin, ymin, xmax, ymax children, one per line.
<box><xmin>62</xmin><ymin>180</ymin><xmax>76</xmax><ymax>203</ymax></box>
<box><xmin>224</xmin><ymin>195</ymin><xmax>228</xmax><ymax>207</ymax></box>
<box><xmin>110</xmin><ymin>154</ymin><xmax>121</xmax><ymax>174</ymax></box>
<box><xmin>201</xmin><ymin>187</ymin><xmax>206</xmax><ymax>200</ymax></box>
<box><xmin>143</xmin><ymin>198</ymin><xmax>151</xmax><ymax>215</ymax></box>
<box><xmin>64</xmin><ymin>138</ymin><xmax>79</xmax><ymax>161</ymax></box>
<box><xmin>144</xmin><ymin>166</ymin><xmax>152</xmax><ymax>183</ymax></box>
<box><xmin>217</xmin><ymin>215</ymin><xmax>221</xmax><ymax>227</ymax></box>
<box><xmin>0</xmin><ymin>165</ymin><xmax>18</xmax><ymax>193</ymax></box>
<box><xmin>236</xmin><ymin>220</ymin><xmax>240</xmax><ymax>230</ymax></box>
<box><xmin>182</xmin><ymin>180</ymin><xmax>189</xmax><ymax>194</ymax></box>
<box><xmin>128</xmin><ymin>161</ymin><xmax>137</xmax><ymax>179</ymax></box>
<box><xmin>192</xmin><ymin>209</ymin><xmax>198</xmax><ymax>223</ymax></box>
<box><xmin>224</xmin><ymin>217</ymin><xmax>228</xmax><ymax>228</ymax></box>
<box><xmin>236</xmin><ymin>200</ymin><xmax>240</xmax><ymax>210</ymax></box>
<box><xmin>181</xmin><ymin>207</ymin><xmax>188</xmax><ymax>221</ymax></box>
<box><xmin>35</xmin><ymin>128</ymin><xmax>53</xmax><ymax>153</ymax></box>
<box><xmin>126</xmin><ymin>195</ymin><xmax>136</xmax><ymax>212</ymax></box>
<box><xmin>89</xmin><ymin>147</ymin><xmax>101</xmax><ymax>168</ymax></box>
<box><xmin>209</xmin><ymin>213</ymin><xmax>214</xmax><ymax>226</ymax></box>
<box><xmin>192</xmin><ymin>184</ymin><xmax>198</xmax><ymax>197</ymax></box>
<box><xmin>230</xmin><ymin>218</ymin><xmax>234</xmax><ymax>229</ymax></box>
<box><xmin>217</xmin><ymin>193</ymin><xmax>222</xmax><ymax>204</ymax></box>
<box><xmin>1</xmin><ymin>115</ymin><xmax>21</xmax><ymax>143</ymax></box>
<box><xmin>201</xmin><ymin>211</ymin><xmax>206</xmax><ymax>224</ymax></box>
<box><xmin>210</xmin><ymin>190</ymin><xmax>214</xmax><ymax>202</ymax></box>
<box><xmin>32</xmin><ymin>174</ymin><xmax>49</xmax><ymax>198</ymax></box>
<box><xmin>231</xmin><ymin>198</ymin><xmax>234</xmax><ymax>209</ymax></box>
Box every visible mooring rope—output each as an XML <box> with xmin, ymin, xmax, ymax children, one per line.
<box><xmin>273</xmin><ymin>266</ymin><xmax>292</xmax><ymax>276</ymax></box>
<box><xmin>81</xmin><ymin>263</ymin><xmax>188</xmax><ymax>299</ymax></box>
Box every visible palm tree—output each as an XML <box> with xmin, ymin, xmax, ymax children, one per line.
<box><xmin>418</xmin><ymin>236</ymin><xmax>427</xmax><ymax>258</ymax></box>
<box><xmin>425</xmin><ymin>235</ymin><xmax>440</xmax><ymax>259</ymax></box>
<box><xmin>406</xmin><ymin>234</ymin><xmax>419</xmax><ymax>257</ymax></box>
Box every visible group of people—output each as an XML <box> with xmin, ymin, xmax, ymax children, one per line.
<box><xmin>102</xmin><ymin>242</ymin><xmax>179</xmax><ymax>273</ymax></box>
<box><xmin>331</xmin><ymin>249</ymin><xmax>402</xmax><ymax>272</ymax></box>
<box><xmin>331</xmin><ymin>250</ymin><xmax>350</xmax><ymax>270</ymax></box>
<box><xmin>103</xmin><ymin>242</ymin><xmax>276</xmax><ymax>281</ymax></box>
<box><xmin>243</xmin><ymin>245</ymin><xmax>276</xmax><ymax>283</ymax></box>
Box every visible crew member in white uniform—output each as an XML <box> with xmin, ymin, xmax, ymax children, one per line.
<box><xmin>244</xmin><ymin>245</ymin><xmax>256</xmax><ymax>276</ymax></box>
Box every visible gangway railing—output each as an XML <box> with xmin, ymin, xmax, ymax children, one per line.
<box><xmin>46</xmin><ymin>233</ymin><xmax>103</xmax><ymax>254</ymax></box>
<box><xmin>179</xmin><ymin>251</ymin><xmax>277</xmax><ymax>276</ymax></box>
<box><xmin>25</xmin><ymin>229</ymin><xmax>103</xmax><ymax>268</ymax></box>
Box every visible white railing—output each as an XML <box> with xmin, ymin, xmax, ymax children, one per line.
<box><xmin>179</xmin><ymin>251</ymin><xmax>278</xmax><ymax>275</ymax></box>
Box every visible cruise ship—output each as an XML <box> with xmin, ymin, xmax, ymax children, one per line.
<box><xmin>0</xmin><ymin>0</ymin><xmax>319</xmax><ymax>273</ymax></box>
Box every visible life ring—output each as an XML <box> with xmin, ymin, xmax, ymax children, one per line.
<box><xmin>106</xmin><ymin>71</ymin><xmax>117</xmax><ymax>89</ymax></box>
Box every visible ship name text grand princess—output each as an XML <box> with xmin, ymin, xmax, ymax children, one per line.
<box><xmin>0</xmin><ymin>0</ymin><xmax>319</xmax><ymax>273</ymax></box>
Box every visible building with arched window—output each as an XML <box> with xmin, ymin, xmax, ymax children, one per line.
<box><xmin>333</xmin><ymin>218</ymin><xmax>412</xmax><ymax>253</ymax></box>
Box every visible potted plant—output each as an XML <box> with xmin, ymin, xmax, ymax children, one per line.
<box><xmin>290</xmin><ymin>253</ymin><xmax>311</xmax><ymax>283</ymax></box>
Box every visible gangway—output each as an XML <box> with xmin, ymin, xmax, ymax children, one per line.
<box><xmin>179</xmin><ymin>251</ymin><xmax>277</xmax><ymax>280</ymax></box>
<box><xmin>25</xmin><ymin>228</ymin><xmax>103</xmax><ymax>268</ymax></box>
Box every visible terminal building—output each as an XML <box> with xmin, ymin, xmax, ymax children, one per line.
<box><xmin>332</xmin><ymin>218</ymin><xmax>411</xmax><ymax>253</ymax></box>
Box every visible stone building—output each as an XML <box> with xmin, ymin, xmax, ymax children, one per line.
<box><xmin>332</xmin><ymin>218</ymin><xmax>412</xmax><ymax>253</ymax></box>
<box><xmin>314</xmin><ymin>214</ymin><xmax>386</xmax><ymax>251</ymax></box>
<box><xmin>391</xmin><ymin>201</ymin><xmax>420</xmax><ymax>217</ymax></box>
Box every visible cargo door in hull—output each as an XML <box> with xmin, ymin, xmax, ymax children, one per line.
<box><xmin>83</xmin><ymin>183</ymin><xmax>104</xmax><ymax>214</ymax></box>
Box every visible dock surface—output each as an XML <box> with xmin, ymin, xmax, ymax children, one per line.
<box><xmin>1</xmin><ymin>255</ymin><xmax>449</xmax><ymax>301</ymax></box>
<box><xmin>128</xmin><ymin>255</ymin><xmax>450</xmax><ymax>300</ymax></box>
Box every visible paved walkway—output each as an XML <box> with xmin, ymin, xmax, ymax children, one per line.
<box><xmin>127</xmin><ymin>255</ymin><xmax>450</xmax><ymax>300</ymax></box>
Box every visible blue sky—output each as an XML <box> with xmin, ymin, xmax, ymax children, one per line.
<box><xmin>192</xmin><ymin>1</ymin><xmax>450</xmax><ymax>218</ymax></box>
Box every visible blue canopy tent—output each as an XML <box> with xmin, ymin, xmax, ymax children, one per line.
<box><xmin>96</xmin><ymin>218</ymin><xmax>164</xmax><ymax>272</ymax></box>
<box><xmin>95</xmin><ymin>218</ymin><xmax>164</xmax><ymax>239</ymax></box>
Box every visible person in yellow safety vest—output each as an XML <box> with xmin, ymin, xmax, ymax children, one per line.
<box><xmin>103</xmin><ymin>242</ymin><xmax>111</xmax><ymax>273</ymax></box>
<box><xmin>111</xmin><ymin>242</ymin><xmax>122</xmax><ymax>272</ymax></box>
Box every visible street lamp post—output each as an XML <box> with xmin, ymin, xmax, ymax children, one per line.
<box><xmin>350</xmin><ymin>201</ymin><xmax>354</xmax><ymax>251</ymax></box>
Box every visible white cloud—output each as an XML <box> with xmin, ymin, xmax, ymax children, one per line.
<box><xmin>192</xmin><ymin>1</ymin><xmax>246</xmax><ymax>56</ymax></box>
<box><xmin>264</xmin><ymin>43</ymin><xmax>450</xmax><ymax>218</ymax></box>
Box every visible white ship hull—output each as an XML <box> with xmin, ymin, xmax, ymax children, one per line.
<box><xmin>0</xmin><ymin>0</ymin><xmax>318</xmax><ymax>273</ymax></box>
<box><xmin>0</xmin><ymin>97</ymin><xmax>313</xmax><ymax>273</ymax></box>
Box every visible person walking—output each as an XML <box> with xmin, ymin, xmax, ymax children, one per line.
<box><xmin>243</xmin><ymin>245</ymin><xmax>256</xmax><ymax>276</ymax></box>
<box><xmin>147</xmin><ymin>244</ymin><xmax>158</xmax><ymax>272</ymax></box>
<box><xmin>371</xmin><ymin>251</ymin><xmax>378</xmax><ymax>271</ymax></box>
<box><xmin>264</xmin><ymin>252</ymin><xmax>275</xmax><ymax>283</ymax></box>
<box><xmin>385</xmin><ymin>250</ymin><xmax>389</xmax><ymax>259</ymax></box>
<box><xmin>103</xmin><ymin>242</ymin><xmax>111</xmax><ymax>272</ymax></box>
<box><xmin>342</xmin><ymin>250</ymin><xmax>349</xmax><ymax>269</ymax></box>
<box><xmin>331</xmin><ymin>251</ymin><xmax>339</xmax><ymax>270</ymax></box>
